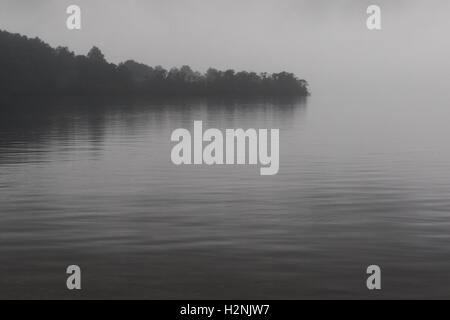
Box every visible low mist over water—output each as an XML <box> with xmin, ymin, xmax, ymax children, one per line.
<box><xmin>1</xmin><ymin>0</ymin><xmax>450</xmax><ymax>300</ymax></box>
<box><xmin>1</xmin><ymin>90</ymin><xmax>450</xmax><ymax>299</ymax></box>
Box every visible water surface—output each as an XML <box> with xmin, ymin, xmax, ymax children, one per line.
<box><xmin>1</xmin><ymin>93</ymin><xmax>450</xmax><ymax>299</ymax></box>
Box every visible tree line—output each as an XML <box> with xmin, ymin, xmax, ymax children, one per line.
<box><xmin>0</xmin><ymin>30</ymin><xmax>309</xmax><ymax>97</ymax></box>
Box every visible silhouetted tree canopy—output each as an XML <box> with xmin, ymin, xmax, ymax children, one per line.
<box><xmin>0</xmin><ymin>30</ymin><xmax>309</xmax><ymax>97</ymax></box>
<box><xmin>87</xmin><ymin>46</ymin><xmax>106</xmax><ymax>63</ymax></box>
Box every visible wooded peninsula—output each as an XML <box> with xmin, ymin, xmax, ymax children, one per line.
<box><xmin>0</xmin><ymin>30</ymin><xmax>309</xmax><ymax>97</ymax></box>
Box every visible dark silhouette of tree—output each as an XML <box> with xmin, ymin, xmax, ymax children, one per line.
<box><xmin>0</xmin><ymin>29</ymin><xmax>309</xmax><ymax>97</ymax></box>
<box><xmin>87</xmin><ymin>46</ymin><xmax>106</xmax><ymax>63</ymax></box>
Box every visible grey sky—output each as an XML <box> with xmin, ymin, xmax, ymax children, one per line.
<box><xmin>1</xmin><ymin>0</ymin><xmax>449</xmax><ymax>94</ymax></box>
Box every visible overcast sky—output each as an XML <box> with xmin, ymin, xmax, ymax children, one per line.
<box><xmin>1</xmin><ymin>0</ymin><xmax>449</xmax><ymax>94</ymax></box>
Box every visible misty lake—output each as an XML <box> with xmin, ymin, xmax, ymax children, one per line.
<box><xmin>1</xmin><ymin>90</ymin><xmax>450</xmax><ymax>299</ymax></box>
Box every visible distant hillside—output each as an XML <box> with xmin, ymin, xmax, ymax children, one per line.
<box><xmin>0</xmin><ymin>30</ymin><xmax>309</xmax><ymax>97</ymax></box>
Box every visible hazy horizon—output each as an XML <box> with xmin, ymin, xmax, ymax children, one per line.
<box><xmin>1</xmin><ymin>0</ymin><xmax>449</xmax><ymax>96</ymax></box>
<box><xmin>3</xmin><ymin>1</ymin><xmax>450</xmax><ymax>299</ymax></box>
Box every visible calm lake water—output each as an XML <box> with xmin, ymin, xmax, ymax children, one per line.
<box><xmin>1</xmin><ymin>90</ymin><xmax>450</xmax><ymax>299</ymax></box>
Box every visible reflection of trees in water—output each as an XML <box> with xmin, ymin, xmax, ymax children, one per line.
<box><xmin>204</xmin><ymin>96</ymin><xmax>307</xmax><ymax>125</ymax></box>
<box><xmin>0</xmin><ymin>98</ymin><xmax>108</xmax><ymax>164</ymax></box>
<box><xmin>0</xmin><ymin>96</ymin><xmax>308</xmax><ymax>164</ymax></box>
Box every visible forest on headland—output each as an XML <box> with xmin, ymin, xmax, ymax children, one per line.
<box><xmin>0</xmin><ymin>30</ymin><xmax>309</xmax><ymax>97</ymax></box>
